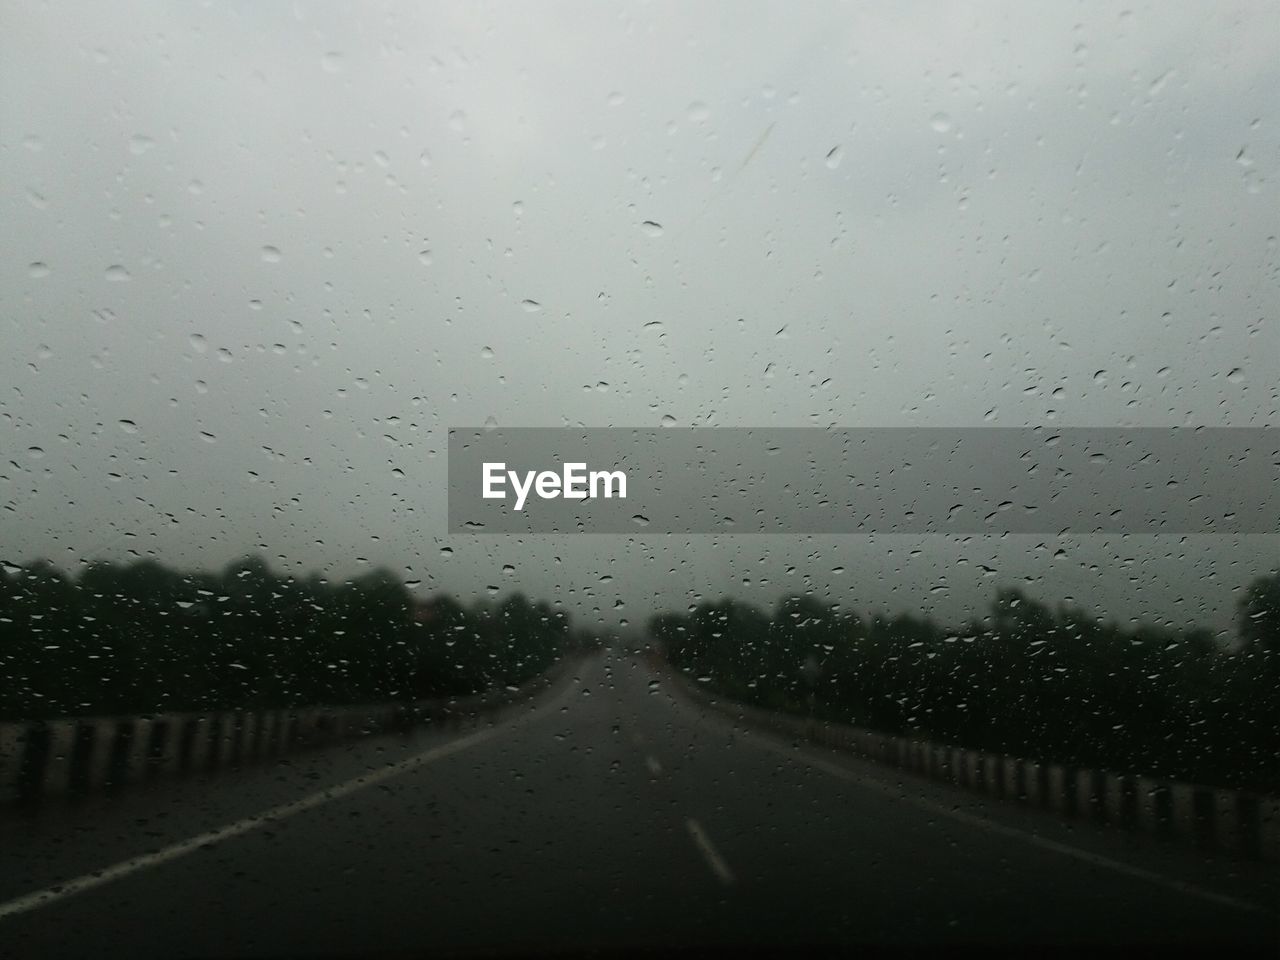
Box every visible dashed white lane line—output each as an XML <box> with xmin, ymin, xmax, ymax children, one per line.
<box><xmin>686</xmin><ymin>818</ymin><xmax>735</xmax><ymax>886</ymax></box>
<box><xmin>746</xmin><ymin>735</ymin><xmax>1268</xmax><ymax>916</ymax></box>
<box><xmin>0</xmin><ymin>677</ymin><xmax>581</xmax><ymax>923</ymax></box>
<box><xmin>645</xmin><ymin>755</ymin><xmax>663</xmax><ymax>776</ymax></box>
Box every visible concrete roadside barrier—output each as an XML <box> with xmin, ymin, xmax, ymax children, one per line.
<box><xmin>75</xmin><ymin>718</ymin><xmax>116</xmax><ymax>796</ymax></box>
<box><xmin>1169</xmin><ymin>782</ymin><xmax>1198</xmax><ymax>844</ymax></box>
<box><xmin>1134</xmin><ymin>776</ymin><xmax>1168</xmax><ymax>837</ymax></box>
<box><xmin>226</xmin><ymin>712</ymin><xmax>247</xmax><ymax>765</ymax></box>
<box><xmin>1047</xmin><ymin>764</ymin><xmax>1070</xmax><ymax>814</ymax></box>
<box><xmin>0</xmin><ymin>724</ymin><xmax>25</xmax><ymax>805</ymax></box>
<box><xmin>265</xmin><ymin>710</ymin><xmax>285</xmax><ymax>756</ymax></box>
<box><xmin>1260</xmin><ymin>796</ymin><xmax>1280</xmax><ymax>862</ymax></box>
<box><xmin>187</xmin><ymin>716</ymin><xmax>215</xmax><ymax>774</ymax></box>
<box><xmin>243</xmin><ymin>712</ymin><xmax>263</xmax><ymax>762</ymax></box>
<box><xmin>1077</xmin><ymin>767</ymin><xmax>1103</xmax><ymax>821</ymax></box>
<box><xmin>966</xmin><ymin>751</ymin><xmax>985</xmax><ymax>792</ymax></box>
<box><xmin>1214</xmin><ymin>789</ymin><xmax>1242</xmax><ymax>857</ymax></box>
<box><xmin>1002</xmin><ymin>756</ymin><xmax>1022</xmax><ymax>801</ymax></box>
<box><xmin>936</xmin><ymin>744</ymin><xmax>954</xmax><ymax>783</ymax></box>
<box><xmin>1023</xmin><ymin>760</ymin><xmax>1045</xmax><ymax>807</ymax></box>
<box><xmin>982</xmin><ymin>754</ymin><xmax>1002</xmax><ymax>798</ymax></box>
<box><xmin>117</xmin><ymin>718</ymin><xmax>151</xmax><ymax>786</ymax></box>
<box><xmin>1103</xmin><ymin>773</ymin><xmax>1135</xmax><ymax>828</ymax></box>
<box><xmin>2</xmin><ymin>652</ymin><xmax>586</xmax><ymax>815</ymax></box>
<box><xmin>142</xmin><ymin>716</ymin><xmax>175</xmax><ymax>778</ymax></box>
<box><xmin>39</xmin><ymin>720</ymin><xmax>77</xmax><ymax>799</ymax></box>
<box><xmin>668</xmin><ymin>667</ymin><xmax>1278</xmax><ymax>864</ymax></box>
<box><xmin>903</xmin><ymin>740</ymin><xmax>920</xmax><ymax>773</ymax></box>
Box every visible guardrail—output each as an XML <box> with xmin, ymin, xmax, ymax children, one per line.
<box><xmin>0</xmin><ymin>657</ymin><xmax>580</xmax><ymax>811</ymax></box>
<box><xmin>673</xmin><ymin>671</ymin><xmax>1280</xmax><ymax>864</ymax></box>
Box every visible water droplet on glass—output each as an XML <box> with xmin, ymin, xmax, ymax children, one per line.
<box><xmin>520</xmin><ymin>299</ymin><xmax>542</xmax><ymax>313</ymax></box>
<box><xmin>930</xmin><ymin>112</ymin><xmax>953</xmax><ymax>133</ymax></box>
<box><xmin>640</xmin><ymin>221</ymin><xmax>664</xmax><ymax>237</ymax></box>
<box><xmin>480</xmin><ymin>345</ymin><xmax>495</xmax><ymax>359</ymax></box>
<box><xmin>105</xmin><ymin>265</ymin><xmax>131</xmax><ymax>282</ymax></box>
<box><xmin>28</xmin><ymin>262</ymin><xmax>50</xmax><ymax>279</ymax></box>
<box><xmin>321</xmin><ymin>51</ymin><xmax>343</xmax><ymax>73</ymax></box>
<box><xmin>261</xmin><ymin>245</ymin><xmax>282</xmax><ymax>263</ymax></box>
<box><xmin>117</xmin><ymin>419</ymin><xmax>139</xmax><ymax>434</ymax></box>
<box><xmin>687</xmin><ymin>101</ymin><xmax>711</xmax><ymax>123</ymax></box>
<box><xmin>825</xmin><ymin>145</ymin><xmax>843</xmax><ymax>169</ymax></box>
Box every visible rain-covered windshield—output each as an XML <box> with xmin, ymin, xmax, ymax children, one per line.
<box><xmin>1</xmin><ymin>2</ymin><xmax>1277</xmax><ymax>957</ymax></box>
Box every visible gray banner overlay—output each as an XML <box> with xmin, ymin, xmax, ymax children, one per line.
<box><xmin>447</xmin><ymin>428</ymin><xmax>1278</xmax><ymax>535</ymax></box>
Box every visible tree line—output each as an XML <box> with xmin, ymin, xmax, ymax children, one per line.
<box><xmin>651</xmin><ymin>573</ymin><xmax>1280</xmax><ymax>793</ymax></box>
<box><xmin>0</xmin><ymin>556</ymin><xmax>591</xmax><ymax>720</ymax></box>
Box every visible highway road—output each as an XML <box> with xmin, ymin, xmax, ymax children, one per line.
<box><xmin>0</xmin><ymin>650</ymin><xmax>1276</xmax><ymax>957</ymax></box>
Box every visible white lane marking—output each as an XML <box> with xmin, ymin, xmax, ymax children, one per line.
<box><xmin>0</xmin><ymin>677</ymin><xmax>581</xmax><ymax>923</ymax></box>
<box><xmin>645</xmin><ymin>755</ymin><xmax>663</xmax><ymax>776</ymax></box>
<box><xmin>746</xmin><ymin>735</ymin><xmax>1268</xmax><ymax>916</ymax></box>
<box><xmin>686</xmin><ymin>818</ymin><xmax>735</xmax><ymax>886</ymax></box>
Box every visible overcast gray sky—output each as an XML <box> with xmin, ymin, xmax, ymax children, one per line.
<box><xmin>3</xmin><ymin>1</ymin><xmax>1277</xmax><ymax>635</ymax></box>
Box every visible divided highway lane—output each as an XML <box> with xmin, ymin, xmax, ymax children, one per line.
<box><xmin>0</xmin><ymin>650</ymin><xmax>1276</xmax><ymax>958</ymax></box>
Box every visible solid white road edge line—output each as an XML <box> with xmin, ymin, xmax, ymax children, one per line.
<box><xmin>686</xmin><ymin>818</ymin><xmax>735</xmax><ymax>886</ymax></box>
<box><xmin>0</xmin><ymin>676</ymin><xmax>581</xmax><ymax>923</ymax></box>
<box><xmin>745</xmin><ymin>733</ymin><xmax>1268</xmax><ymax>916</ymax></box>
